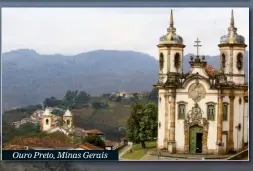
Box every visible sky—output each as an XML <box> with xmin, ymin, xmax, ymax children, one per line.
<box><xmin>2</xmin><ymin>8</ymin><xmax>249</xmax><ymax>58</ymax></box>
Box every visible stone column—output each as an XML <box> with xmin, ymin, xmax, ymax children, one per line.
<box><xmin>168</xmin><ymin>92</ymin><xmax>176</xmax><ymax>153</ymax></box>
<box><xmin>217</xmin><ymin>94</ymin><xmax>224</xmax><ymax>154</ymax></box>
<box><xmin>228</xmin><ymin>95</ymin><xmax>235</xmax><ymax>152</ymax></box>
<box><xmin>202</xmin><ymin>120</ymin><xmax>208</xmax><ymax>154</ymax></box>
<box><xmin>163</xmin><ymin>94</ymin><xmax>169</xmax><ymax>149</ymax></box>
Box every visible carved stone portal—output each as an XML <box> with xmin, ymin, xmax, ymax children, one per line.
<box><xmin>184</xmin><ymin>103</ymin><xmax>209</xmax><ymax>154</ymax></box>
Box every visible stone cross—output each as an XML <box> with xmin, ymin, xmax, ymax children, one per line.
<box><xmin>194</xmin><ymin>38</ymin><xmax>202</xmax><ymax>56</ymax></box>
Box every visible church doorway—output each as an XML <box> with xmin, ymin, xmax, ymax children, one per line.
<box><xmin>189</xmin><ymin>125</ymin><xmax>203</xmax><ymax>153</ymax></box>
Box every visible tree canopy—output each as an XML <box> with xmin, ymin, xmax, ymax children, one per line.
<box><xmin>43</xmin><ymin>90</ymin><xmax>91</xmax><ymax>109</ymax></box>
<box><xmin>126</xmin><ymin>102</ymin><xmax>158</xmax><ymax>148</ymax></box>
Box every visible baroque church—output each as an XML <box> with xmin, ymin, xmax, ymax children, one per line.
<box><xmin>41</xmin><ymin>108</ymin><xmax>79</xmax><ymax>136</ymax></box>
<box><xmin>155</xmin><ymin>10</ymin><xmax>248</xmax><ymax>154</ymax></box>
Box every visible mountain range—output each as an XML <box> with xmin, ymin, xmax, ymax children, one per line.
<box><xmin>2</xmin><ymin>49</ymin><xmax>249</xmax><ymax>110</ymax></box>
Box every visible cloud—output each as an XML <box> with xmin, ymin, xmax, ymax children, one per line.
<box><xmin>2</xmin><ymin>8</ymin><xmax>249</xmax><ymax>58</ymax></box>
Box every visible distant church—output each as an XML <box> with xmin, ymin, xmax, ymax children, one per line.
<box><xmin>41</xmin><ymin>108</ymin><xmax>76</xmax><ymax>135</ymax></box>
<box><xmin>155</xmin><ymin>10</ymin><xmax>248</xmax><ymax>154</ymax></box>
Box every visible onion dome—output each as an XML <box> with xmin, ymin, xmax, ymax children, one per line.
<box><xmin>63</xmin><ymin>109</ymin><xmax>73</xmax><ymax>117</ymax></box>
<box><xmin>220</xmin><ymin>10</ymin><xmax>245</xmax><ymax>45</ymax></box>
<box><xmin>159</xmin><ymin>10</ymin><xmax>183</xmax><ymax>45</ymax></box>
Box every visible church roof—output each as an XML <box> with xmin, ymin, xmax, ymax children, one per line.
<box><xmin>219</xmin><ymin>10</ymin><xmax>245</xmax><ymax>45</ymax></box>
<box><xmin>204</xmin><ymin>64</ymin><xmax>217</xmax><ymax>77</ymax></box>
<box><xmin>63</xmin><ymin>109</ymin><xmax>73</xmax><ymax>117</ymax></box>
<box><xmin>159</xmin><ymin>10</ymin><xmax>184</xmax><ymax>45</ymax></box>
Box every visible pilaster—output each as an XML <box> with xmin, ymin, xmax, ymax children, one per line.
<box><xmin>163</xmin><ymin>94</ymin><xmax>169</xmax><ymax>149</ymax></box>
<box><xmin>228</xmin><ymin>95</ymin><xmax>235</xmax><ymax>152</ymax></box>
<box><xmin>216</xmin><ymin>94</ymin><xmax>224</xmax><ymax>154</ymax></box>
<box><xmin>168</xmin><ymin>92</ymin><xmax>176</xmax><ymax>153</ymax></box>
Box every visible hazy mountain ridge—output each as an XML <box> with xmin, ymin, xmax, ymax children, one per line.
<box><xmin>2</xmin><ymin>49</ymin><xmax>248</xmax><ymax>110</ymax></box>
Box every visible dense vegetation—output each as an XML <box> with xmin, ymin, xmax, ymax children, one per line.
<box><xmin>2</xmin><ymin>122</ymin><xmax>41</xmax><ymax>144</ymax></box>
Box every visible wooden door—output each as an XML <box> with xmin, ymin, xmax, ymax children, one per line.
<box><xmin>189</xmin><ymin>125</ymin><xmax>203</xmax><ymax>153</ymax></box>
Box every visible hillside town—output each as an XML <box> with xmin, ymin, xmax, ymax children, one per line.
<box><xmin>6</xmin><ymin>107</ymin><xmax>127</xmax><ymax>151</ymax></box>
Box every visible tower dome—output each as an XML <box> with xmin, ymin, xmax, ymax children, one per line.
<box><xmin>220</xmin><ymin>10</ymin><xmax>245</xmax><ymax>45</ymax></box>
<box><xmin>43</xmin><ymin>108</ymin><xmax>52</xmax><ymax>116</ymax></box>
<box><xmin>159</xmin><ymin>10</ymin><xmax>183</xmax><ymax>45</ymax></box>
<box><xmin>63</xmin><ymin>109</ymin><xmax>73</xmax><ymax>117</ymax></box>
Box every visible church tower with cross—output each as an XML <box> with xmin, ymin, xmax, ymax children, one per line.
<box><xmin>219</xmin><ymin>10</ymin><xmax>247</xmax><ymax>85</ymax></box>
<box><xmin>158</xmin><ymin>10</ymin><xmax>185</xmax><ymax>84</ymax></box>
<box><xmin>154</xmin><ymin>9</ymin><xmax>248</xmax><ymax>155</ymax></box>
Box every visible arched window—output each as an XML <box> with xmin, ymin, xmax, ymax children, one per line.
<box><xmin>221</xmin><ymin>53</ymin><xmax>226</xmax><ymax>69</ymax></box>
<box><xmin>206</xmin><ymin>102</ymin><xmax>216</xmax><ymax>121</ymax></box>
<box><xmin>174</xmin><ymin>53</ymin><xmax>181</xmax><ymax>70</ymax></box>
<box><xmin>159</xmin><ymin>53</ymin><xmax>164</xmax><ymax>71</ymax></box>
<box><xmin>45</xmin><ymin>119</ymin><xmax>49</xmax><ymax>125</ymax></box>
<box><xmin>237</xmin><ymin>53</ymin><xmax>243</xmax><ymax>70</ymax></box>
<box><xmin>67</xmin><ymin>119</ymin><xmax>70</xmax><ymax>125</ymax></box>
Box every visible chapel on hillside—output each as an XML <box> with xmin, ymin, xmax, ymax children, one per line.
<box><xmin>154</xmin><ymin>10</ymin><xmax>248</xmax><ymax>154</ymax></box>
<box><xmin>41</xmin><ymin>108</ymin><xmax>105</xmax><ymax>140</ymax></box>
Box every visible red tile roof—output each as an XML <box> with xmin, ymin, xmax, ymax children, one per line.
<box><xmin>85</xmin><ymin>129</ymin><xmax>103</xmax><ymax>135</ymax></box>
<box><xmin>204</xmin><ymin>65</ymin><xmax>216</xmax><ymax>76</ymax></box>
<box><xmin>104</xmin><ymin>140</ymin><xmax>116</xmax><ymax>147</ymax></box>
<box><xmin>3</xmin><ymin>145</ymin><xmax>32</xmax><ymax>150</ymax></box>
<box><xmin>76</xmin><ymin>143</ymin><xmax>103</xmax><ymax>150</ymax></box>
<box><xmin>9</xmin><ymin>137</ymin><xmax>74</xmax><ymax>149</ymax></box>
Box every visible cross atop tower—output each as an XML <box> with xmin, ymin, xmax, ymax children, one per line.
<box><xmin>194</xmin><ymin>38</ymin><xmax>202</xmax><ymax>56</ymax></box>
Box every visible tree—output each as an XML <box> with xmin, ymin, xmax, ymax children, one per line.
<box><xmin>2</xmin><ymin>121</ymin><xmax>19</xmax><ymax>144</ymax></box>
<box><xmin>63</xmin><ymin>90</ymin><xmax>79</xmax><ymax>108</ymax></box>
<box><xmin>75</xmin><ymin>91</ymin><xmax>90</xmax><ymax>104</ymax></box>
<box><xmin>19</xmin><ymin>122</ymin><xmax>41</xmax><ymax>135</ymax></box>
<box><xmin>63</xmin><ymin>90</ymin><xmax>90</xmax><ymax>108</ymax></box>
<box><xmin>116</xmin><ymin>96</ymin><xmax>122</xmax><ymax>102</ymax></box>
<box><xmin>52</xmin><ymin>109</ymin><xmax>65</xmax><ymax>116</ymax></box>
<box><xmin>83</xmin><ymin>135</ymin><xmax>105</xmax><ymax>148</ymax></box>
<box><xmin>148</xmin><ymin>88</ymin><xmax>158</xmax><ymax>103</ymax></box>
<box><xmin>126</xmin><ymin>102</ymin><xmax>158</xmax><ymax>149</ymax></box>
<box><xmin>43</xmin><ymin>96</ymin><xmax>62</xmax><ymax>107</ymax></box>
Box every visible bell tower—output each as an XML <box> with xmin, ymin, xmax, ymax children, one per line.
<box><xmin>157</xmin><ymin>10</ymin><xmax>185</xmax><ymax>84</ymax></box>
<box><xmin>63</xmin><ymin>109</ymin><xmax>73</xmax><ymax>128</ymax></box>
<box><xmin>218</xmin><ymin>10</ymin><xmax>247</xmax><ymax>84</ymax></box>
<box><xmin>41</xmin><ymin>108</ymin><xmax>53</xmax><ymax>131</ymax></box>
<box><xmin>155</xmin><ymin>10</ymin><xmax>185</xmax><ymax>153</ymax></box>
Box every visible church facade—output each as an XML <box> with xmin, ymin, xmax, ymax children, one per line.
<box><xmin>155</xmin><ymin>10</ymin><xmax>248</xmax><ymax>154</ymax></box>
